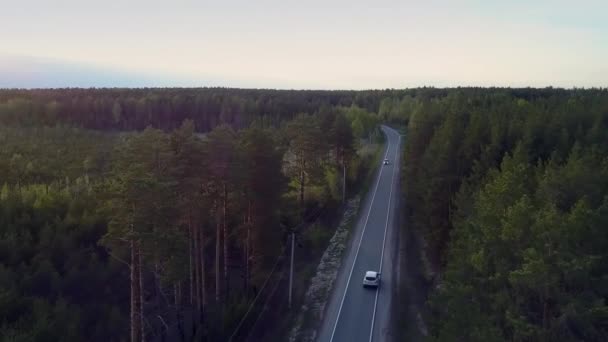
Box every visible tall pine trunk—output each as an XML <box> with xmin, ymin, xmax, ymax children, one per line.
<box><xmin>154</xmin><ymin>261</ymin><xmax>161</xmax><ymax>314</ymax></box>
<box><xmin>223</xmin><ymin>183</ymin><xmax>229</xmax><ymax>298</ymax></box>
<box><xmin>138</xmin><ymin>242</ymin><xmax>145</xmax><ymax>342</ymax></box>
<box><xmin>175</xmin><ymin>281</ymin><xmax>186</xmax><ymax>342</ymax></box>
<box><xmin>199</xmin><ymin>222</ymin><xmax>206</xmax><ymax>310</ymax></box>
<box><xmin>130</xmin><ymin>240</ymin><xmax>142</xmax><ymax>342</ymax></box>
<box><xmin>299</xmin><ymin>168</ymin><xmax>305</xmax><ymax>215</ymax></box>
<box><xmin>245</xmin><ymin>200</ymin><xmax>252</xmax><ymax>295</ymax></box>
<box><xmin>193</xmin><ymin>218</ymin><xmax>201</xmax><ymax>312</ymax></box>
<box><xmin>189</xmin><ymin>221</ymin><xmax>194</xmax><ymax>306</ymax></box>
<box><xmin>215</xmin><ymin>214</ymin><xmax>221</xmax><ymax>302</ymax></box>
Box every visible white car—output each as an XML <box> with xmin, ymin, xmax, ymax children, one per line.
<box><xmin>362</xmin><ymin>271</ymin><xmax>380</xmax><ymax>288</ymax></box>
<box><xmin>383</xmin><ymin>159</ymin><xmax>389</xmax><ymax>165</ymax></box>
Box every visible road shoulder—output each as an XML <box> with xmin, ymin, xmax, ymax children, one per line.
<box><xmin>314</xmin><ymin>135</ymin><xmax>389</xmax><ymax>341</ymax></box>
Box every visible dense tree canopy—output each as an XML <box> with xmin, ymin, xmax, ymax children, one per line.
<box><xmin>0</xmin><ymin>88</ymin><xmax>396</xmax><ymax>131</ymax></box>
<box><xmin>3</xmin><ymin>86</ymin><xmax>606</xmax><ymax>341</ymax></box>
<box><xmin>398</xmin><ymin>88</ymin><xmax>608</xmax><ymax>341</ymax></box>
<box><xmin>0</xmin><ymin>88</ymin><xmax>374</xmax><ymax>341</ymax></box>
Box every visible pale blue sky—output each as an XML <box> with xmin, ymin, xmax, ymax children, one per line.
<box><xmin>1</xmin><ymin>0</ymin><xmax>606</xmax><ymax>89</ymax></box>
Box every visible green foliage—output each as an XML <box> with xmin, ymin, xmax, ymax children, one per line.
<box><xmin>0</xmin><ymin>88</ymin><xmax>385</xmax><ymax>341</ymax></box>
<box><xmin>330</xmin><ymin>112</ymin><xmax>355</xmax><ymax>164</ymax></box>
<box><xmin>0</xmin><ymin>183</ymin><xmax>127</xmax><ymax>341</ymax></box>
<box><xmin>283</xmin><ymin>114</ymin><xmax>329</xmax><ymax>210</ymax></box>
<box><xmin>238</xmin><ymin>126</ymin><xmax>286</xmax><ymax>267</ymax></box>
<box><xmin>0</xmin><ymin>126</ymin><xmax>115</xmax><ymax>186</ymax></box>
<box><xmin>324</xmin><ymin>167</ymin><xmax>341</xmax><ymax>202</ymax></box>
<box><xmin>398</xmin><ymin>88</ymin><xmax>608</xmax><ymax>341</ymax></box>
<box><xmin>305</xmin><ymin>223</ymin><xmax>332</xmax><ymax>250</ymax></box>
<box><xmin>343</xmin><ymin>105</ymin><xmax>379</xmax><ymax>140</ymax></box>
<box><xmin>104</xmin><ymin>127</ymin><xmax>179</xmax><ymax>254</ymax></box>
<box><xmin>0</xmin><ymin>88</ymin><xmax>393</xmax><ymax>131</ymax></box>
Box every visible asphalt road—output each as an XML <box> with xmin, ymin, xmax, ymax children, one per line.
<box><xmin>317</xmin><ymin>125</ymin><xmax>402</xmax><ymax>342</ymax></box>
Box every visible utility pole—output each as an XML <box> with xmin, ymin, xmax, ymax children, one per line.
<box><xmin>288</xmin><ymin>231</ymin><xmax>295</xmax><ymax>309</ymax></box>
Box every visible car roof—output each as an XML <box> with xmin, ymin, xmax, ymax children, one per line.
<box><xmin>365</xmin><ymin>271</ymin><xmax>378</xmax><ymax>277</ymax></box>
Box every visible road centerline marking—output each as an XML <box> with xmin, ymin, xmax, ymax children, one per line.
<box><xmin>328</xmin><ymin>132</ymin><xmax>392</xmax><ymax>342</ymax></box>
<box><xmin>369</xmin><ymin>132</ymin><xmax>400</xmax><ymax>342</ymax></box>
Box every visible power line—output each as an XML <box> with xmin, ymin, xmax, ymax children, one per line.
<box><xmin>227</xmin><ymin>246</ymin><xmax>285</xmax><ymax>342</ymax></box>
<box><xmin>244</xmin><ymin>262</ymin><xmax>286</xmax><ymax>342</ymax></box>
<box><xmin>228</xmin><ymin>204</ymin><xmax>326</xmax><ymax>341</ymax></box>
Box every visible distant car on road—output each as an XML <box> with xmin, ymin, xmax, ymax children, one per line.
<box><xmin>383</xmin><ymin>159</ymin><xmax>389</xmax><ymax>165</ymax></box>
<box><xmin>362</xmin><ymin>271</ymin><xmax>380</xmax><ymax>288</ymax></box>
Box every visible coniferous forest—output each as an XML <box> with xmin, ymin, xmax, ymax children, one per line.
<box><xmin>0</xmin><ymin>88</ymin><xmax>381</xmax><ymax>341</ymax></box>
<box><xmin>1</xmin><ymin>87</ymin><xmax>607</xmax><ymax>341</ymax></box>
<box><xmin>400</xmin><ymin>88</ymin><xmax>608</xmax><ymax>341</ymax></box>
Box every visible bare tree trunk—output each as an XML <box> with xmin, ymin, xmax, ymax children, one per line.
<box><xmin>139</xmin><ymin>242</ymin><xmax>145</xmax><ymax>342</ymax></box>
<box><xmin>215</xmin><ymin>217</ymin><xmax>221</xmax><ymax>302</ymax></box>
<box><xmin>154</xmin><ymin>261</ymin><xmax>162</xmax><ymax>339</ymax></box>
<box><xmin>131</xmin><ymin>240</ymin><xmax>142</xmax><ymax>342</ymax></box>
<box><xmin>189</xmin><ymin>218</ymin><xmax>194</xmax><ymax>306</ymax></box>
<box><xmin>244</xmin><ymin>239</ymin><xmax>249</xmax><ymax>293</ymax></box>
<box><xmin>199</xmin><ymin>224</ymin><xmax>206</xmax><ymax>309</ymax></box>
<box><xmin>342</xmin><ymin>158</ymin><xmax>346</xmax><ymax>203</ymax></box>
<box><xmin>336</xmin><ymin>146</ymin><xmax>340</xmax><ymax>164</ymax></box>
<box><xmin>223</xmin><ymin>183</ymin><xmax>229</xmax><ymax>298</ymax></box>
<box><xmin>299</xmin><ymin>168</ymin><xmax>305</xmax><ymax>216</ymax></box>
<box><xmin>542</xmin><ymin>288</ymin><xmax>548</xmax><ymax>331</ymax></box>
<box><xmin>245</xmin><ymin>200</ymin><xmax>252</xmax><ymax>295</ymax></box>
<box><xmin>241</xmin><ymin>210</ymin><xmax>247</xmax><ymax>293</ymax></box>
<box><xmin>175</xmin><ymin>281</ymin><xmax>185</xmax><ymax>342</ymax></box>
<box><xmin>193</xmin><ymin>218</ymin><xmax>201</xmax><ymax>312</ymax></box>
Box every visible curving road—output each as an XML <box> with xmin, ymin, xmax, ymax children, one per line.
<box><xmin>317</xmin><ymin>125</ymin><xmax>402</xmax><ymax>342</ymax></box>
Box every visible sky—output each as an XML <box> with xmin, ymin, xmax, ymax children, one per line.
<box><xmin>1</xmin><ymin>0</ymin><xmax>607</xmax><ymax>89</ymax></box>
